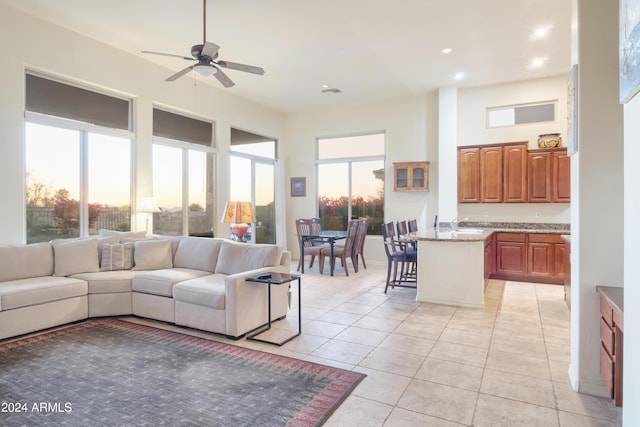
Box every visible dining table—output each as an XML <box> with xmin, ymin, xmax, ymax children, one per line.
<box><xmin>300</xmin><ymin>230</ymin><xmax>347</xmax><ymax>276</ymax></box>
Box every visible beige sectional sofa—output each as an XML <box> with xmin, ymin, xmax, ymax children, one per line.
<box><xmin>0</xmin><ymin>232</ymin><xmax>291</xmax><ymax>341</ymax></box>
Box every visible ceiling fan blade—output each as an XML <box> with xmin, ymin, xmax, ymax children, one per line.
<box><xmin>166</xmin><ymin>65</ymin><xmax>196</xmax><ymax>81</ymax></box>
<box><xmin>217</xmin><ymin>60</ymin><xmax>265</xmax><ymax>75</ymax></box>
<box><xmin>201</xmin><ymin>42</ymin><xmax>220</xmax><ymax>59</ymax></box>
<box><xmin>142</xmin><ymin>50</ymin><xmax>193</xmax><ymax>60</ymax></box>
<box><xmin>213</xmin><ymin>66</ymin><xmax>235</xmax><ymax>88</ymax></box>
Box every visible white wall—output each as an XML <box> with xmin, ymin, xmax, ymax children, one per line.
<box><xmin>623</xmin><ymin>82</ymin><xmax>640</xmax><ymax>426</ymax></box>
<box><xmin>283</xmin><ymin>93</ymin><xmax>439</xmax><ymax>265</ymax></box>
<box><xmin>569</xmin><ymin>0</ymin><xmax>625</xmax><ymax>399</ymax></box>
<box><xmin>456</xmin><ymin>76</ymin><xmax>571</xmax><ymax>224</ymax></box>
<box><xmin>0</xmin><ymin>4</ymin><xmax>284</xmax><ymax>244</ymax></box>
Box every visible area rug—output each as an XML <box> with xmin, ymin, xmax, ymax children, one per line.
<box><xmin>0</xmin><ymin>318</ymin><xmax>365</xmax><ymax>426</ymax></box>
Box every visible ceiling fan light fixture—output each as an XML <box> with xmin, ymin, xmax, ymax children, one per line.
<box><xmin>194</xmin><ymin>63</ymin><xmax>218</xmax><ymax>77</ymax></box>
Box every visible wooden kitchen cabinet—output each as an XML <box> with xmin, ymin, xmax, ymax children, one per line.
<box><xmin>528</xmin><ymin>148</ymin><xmax>570</xmax><ymax>203</ymax></box>
<box><xmin>393</xmin><ymin>161</ymin><xmax>429</xmax><ymax>191</ymax></box>
<box><xmin>480</xmin><ymin>146</ymin><xmax>503</xmax><ymax>202</ymax></box>
<box><xmin>495</xmin><ymin>233</ymin><xmax>527</xmax><ymax>277</ymax></box>
<box><xmin>492</xmin><ymin>232</ymin><xmax>566</xmax><ymax>284</ymax></box>
<box><xmin>503</xmin><ymin>144</ymin><xmax>528</xmax><ymax>202</ymax></box>
<box><xmin>553</xmin><ymin>150</ymin><xmax>571</xmax><ymax>202</ymax></box>
<box><xmin>458</xmin><ymin>148</ymin><xmax>481</xmax><ymax>202</ymax></box>
<box><xmin>484</xmin><ymin>232</ymin><xmax>496</xmax><ymax>284</ymax></box>
<box><xmin>528</xmin><ymin>151</ymin><xmax>553</xmax><ymax>202</ymax></box>
<box><xmin>597</xmin><ymin>286</ymin><xmax>624</xmax><ymax>407</ymax></box>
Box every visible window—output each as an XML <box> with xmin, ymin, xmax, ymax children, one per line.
<box><xmin>317</xmin><ymin>133</ymin><xmax>385</xmax><ymax>235</ymax></box>
<box><xmin>230</xmin><ymin>128</ymin><xmax>276</xmax><ymax>244</ymax></box>
<box><xmin>487</xmin><ymin>101</ymin><xmax>557</xmax><ymax>128</ymax></box>
<box><xmin>25</xmin><ymin>74</ymin><xmax>132</xmax><ymax>243</ymax></box>
<box><xmin>152</xmin><ymin>108</ymin><xmax>215</xmax><ymax>237</ymax></box>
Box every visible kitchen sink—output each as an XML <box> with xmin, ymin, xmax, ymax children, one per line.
<box><xmin>453</xmin><ymin>228</ymin><xmax>485</xmax><ymax>234</ymax></box>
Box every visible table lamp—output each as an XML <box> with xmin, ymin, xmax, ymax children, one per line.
<box><xmin>138</xmin><ymin>196</ymin><xmax>160</xmax><ymax>234</ymax></box>
<box><xmin>222</xmin><ymin>201</ymin><xmax>255</xmax><ymax>242</ymax></box>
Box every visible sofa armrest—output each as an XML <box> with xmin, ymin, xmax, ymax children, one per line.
<box><xmin>224</xmin><ymin>266</ymin><xmax>290</xmax><ymax>337</ymax></box>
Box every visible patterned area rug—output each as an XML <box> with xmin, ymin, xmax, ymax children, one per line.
<box><xmin>0</xmin><ymin>318</ymin><xmax>365</xmax><ymax>426</ymax></box>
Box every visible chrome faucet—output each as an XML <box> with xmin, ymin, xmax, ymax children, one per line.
<box><xmin>450</xmin><ymin>217</ymin><xmax>468</xmax><ymax>231</ymax></box>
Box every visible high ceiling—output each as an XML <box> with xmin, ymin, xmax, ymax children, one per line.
<box><xmin>1</xmin><ymin>0</ymin><xmax>572</xmax><ymax>113</ymax></box>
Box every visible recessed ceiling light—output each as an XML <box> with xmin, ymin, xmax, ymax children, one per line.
<box><xmin>441</xmin><ymin>48</ymin><xmax>453</xmax><ymax>54</ymax></box>
<box><xmin>532</xmin><ymin>26</ymin><xmax>551</xmax><ymax>39</ymax></box>
<box><xmin>454</xmin><ymin>72</ymin><xmax>464</xmax><ymax>80</ymax></box>
<box><xmin>530</xmin><ymin>58</ymin><xmax>546</xmax><ymax>68</ymax></box>
<box><xmin>321</xmin><ymin>84</ymin><xmax>331</xmax><ymax>89</ymax></box>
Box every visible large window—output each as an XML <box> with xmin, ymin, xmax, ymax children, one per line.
<box><xmin>317</xmin><ymin>133</ymin><xmax>385</xmax><ymax>234</ymax></box>
<box><xmin>152</xmin><ymin>108</ymin><xmax>215</xmax><ymax>236</ymax></box>
<box><xmin>230</xmin><ymin>128</ymin><xmax>276</xmax><ymax>244</ymax></box>
<box><xmin>25</xmin><ymin>74</ymin><xmax>132</xmax><ymax>243</ymax></box>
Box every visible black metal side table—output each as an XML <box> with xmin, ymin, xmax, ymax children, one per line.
<box><xmin>245</xmin><ymin>272</ymin><xmax>301</xmax><ymax>346</ymax></box>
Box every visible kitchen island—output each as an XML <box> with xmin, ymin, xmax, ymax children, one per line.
<box><xmin>413</xmin><ymin>228</ymin><xmax>492</xmax><ymax>308</ymax></box>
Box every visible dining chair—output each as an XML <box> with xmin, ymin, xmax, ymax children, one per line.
<box><xmin>408</xmin><ymin>219</ymin><xmax>418</xmax><ymax>233</ymax></box>
<box><xmin>295</xmin><ymin>218</ymin><xmax>328</xmax><ymax>271</ymax></box>
<box><xmin>352</xmin><ymin>218</ymin><xmax>368</xmax><ymax>273</ymax></box>
<box><xmin>318</xmin><ymin>219</ymin><xmax>359</xmax><ymax>276</ymax></box>
<box><xmin>396</xmin><ymin>220</ymin><xmax>408</xmax><ymax>237</ymax></box>
<box><xmin>382</xmin><ymin>221</ymin><xmax>417</xmax><ymax>293</ymax></box>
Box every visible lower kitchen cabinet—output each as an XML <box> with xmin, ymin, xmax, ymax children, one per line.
<box><xmin>597</xmin><ymin>286</ymin><xmax>624</xmax><ymax>407</ymax></box>
<box><xmin>492</xmin><ymin>232</ymin><xmax>566</xmax><ymax>284</ymax></box>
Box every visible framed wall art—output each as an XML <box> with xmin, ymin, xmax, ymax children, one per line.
<box><xmin>620</xmin><ymin>0</ymin><xmax>640</xmax><ymax>103</ymax></box>
<box><xmin>290</xmin><ymin>177</ymin><xmax>306</xmax><ymax>197</ymax></box>
<box><xmin>567</xmin><ymin>64</ymin><xmax>578</xmax><ymax>156</ymax></box>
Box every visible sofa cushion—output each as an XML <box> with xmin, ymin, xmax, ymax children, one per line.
<box><xmin>173</xmin><ymin>275</ymin><xmax>226</xmax><ymax>310</ymax></box>
<box><xmin>52</xmin><ymin>238</ymin><xmax>100</xmax><ymax>277</ymax></box>
<box><xmin>173</xmin><ymin>237</ymin><xmax>223</xmax><ymax>272</ymax></box>
<box><xmin>132</xmin><ymin>240</ymin><xmax>173</xmax><ymax>271</ymax></box>
<box><xmin>100</xmin><ymin>242</ymin><xmax>133</xmax><ymax>271</ymax></box>
<box><xmin>71</xmin><ymin>270</ymin><xmax>140</xmax><ymax>294</ymax></box>
<box><xmin>0</xmin><ymin>242</ymin><xmax>53</xmax><ymax>282</ymax></box>
<box><xmin>132</xmin><ymin>268</ymin><xmax>210</xmax><ymax>297</ymax></box>
<box><xmin>214</xmin><ymin>241</ymin><xmax>282</xmax><ymax>275</ymax></box>
<box><xmin>0</xmin><ymin>276</ymin><xmax>87</xmax><ymax>311</ymax></box>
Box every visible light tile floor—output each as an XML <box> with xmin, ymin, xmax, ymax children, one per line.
<box><xmin>135</xmin><ymin>263</ymin><xmax>623</xmax><ymax>426</ymax></box>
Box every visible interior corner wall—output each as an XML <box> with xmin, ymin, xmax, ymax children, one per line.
<box><xmin>282</xmin><ymin>93</ymin><xmax>439</xmax><ymax>266</ymax></box>
<box><xmin>0</xmin><ymin>4</ymin><xmax>284</xmax><ymax>244</ymax></box>
<box><xmin>623</xmin><ymin>83</ymin><xmax>640</xmax><ymax>427</ymax></box>
<box><xmin>569</xmin><ymin>0</ymin><xmax>625</xmax><ymax>397</ymax></box>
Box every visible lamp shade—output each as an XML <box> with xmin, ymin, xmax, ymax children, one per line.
<box><xmin>138</xmin><ymin>196</ymin><xmax>160</xmax><ymax>213</ymax></box>
<box><xmin>221</xmin><ymin>201</ymin><xmax>255</xmax><ymax>224</ymax></box>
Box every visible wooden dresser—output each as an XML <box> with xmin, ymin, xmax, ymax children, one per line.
<box><xmin>596</xmin><ymin>286</ymin><xmax>624</xmax><ymax>407</ymax></box>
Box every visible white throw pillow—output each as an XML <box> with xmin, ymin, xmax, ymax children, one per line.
<box><xmin>132</xmin><ymin>239</ymin><xmax>173</xmax><ymax>271</ymax></box>
<box><xmin>100</xmin><ymin>242</ymin><xmax>134</xmax><ymax>271</ymax></box>
<box><xmin>214</xmin><ymin>240</ymin><xmax>281</xmax><ymax>275</ymax></box>
<box><xmin>52</xmin><ymin>238</ymin><xmax>100</xmax><ymax>277</ymax></box>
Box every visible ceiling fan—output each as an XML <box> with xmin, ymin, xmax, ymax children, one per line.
<box><xmin>142</xmin><ymin>0</ymin><xmax>264</xmax><ymax>87</ymax></box>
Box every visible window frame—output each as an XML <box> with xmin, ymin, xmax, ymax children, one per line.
<box><xmin>25</xmin><ymin>111</ymin><xmax>135</xmax><ymax>238</ymax></box>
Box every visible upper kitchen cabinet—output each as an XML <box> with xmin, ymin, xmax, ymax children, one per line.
<box><xmin>503</xmin><ymin>144</ymin><xmax>528</xmax><ymax>202</ymax></box>
<box><xmin>393</xmin><ymin>161</ymin><xmax>429</xmax><ymax>191</ymax></box>
<box><xmin>480</xmin><ymin>146</ymin><xmax>503</xmax><ymax>203</ymax></box>
<box><xmin>458</xmin><ymin>142</ymin><xmax>528</xmax><ymax>203</ymax></box>
<box><xmin>528</xmin><ymin>148</ymin><xmax>570</xmax><ymax>203</ymax></box>
<box><xmin>458</xmin><ymin>148</ymin><xmax>481</xmax><ymax>202</ymax></box>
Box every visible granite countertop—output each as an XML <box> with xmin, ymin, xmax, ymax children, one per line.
<box><xmin>412</xmin><ymin>222</ymin><xmax>570</xmax><ymax>242</ymax></box>
<box><xmin>597</xmin><ymin>286</ymin><xmax>624</xmax><ymax>313</ymax></box>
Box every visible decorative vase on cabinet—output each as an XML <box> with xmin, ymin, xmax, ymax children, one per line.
<box><xmin>538</xmin><ymin>133</ymin><xmax>562</xmax><ymax>148</ymax></box>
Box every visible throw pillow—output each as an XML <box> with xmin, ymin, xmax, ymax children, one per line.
<box><xmin>52</xmin><ymin>238</ymin><xmax>100</xmax><ymax>277</ymax></box>
<box><xmin>100</xmin><ymin>242</ymin><xmax>133</xmax><ymax>271</ymax></box>
<box><xmin>214</xmin><ymin>240</ymin><xmax>281</xmax><ymax>275</ymax></box>
<box><xmin>132</xmin><ymin>239</ymin><xmax>173</xmax><ymax>271</ymax></box>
